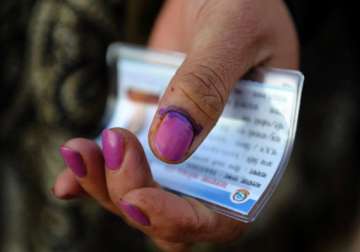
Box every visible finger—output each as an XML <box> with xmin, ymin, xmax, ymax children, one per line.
<box><xmin>52</xmin><ymin>169</ymin><xmax>87</xmax><ymax>200</ymax></box>
<box><xmin>122</xmin><ymin>187</ymin><xmax>247</xmax><ymax>243</ymax></box>
<box><xmin>101</xmin><ymin>128</ymin><xmax>193</xmax><ymax>236</ymax></box>
<box><xmin>148</xmin><ymin>2</ymin><xmax>268</xmax><ymax>164</ymax></box>
<box><xmin>59</xmin><ymin>138</ymin><xmax>119</xmax><ymax>214</ymax></box>
<box><xmin>101</xmin><ymin>128</ymin><xmax>156</xmax><ymax>201</ymax></box>
<box><xmin>100</xmin><ymin>128</ymin><xmax>246</xmax><ymax>243</ymax></box>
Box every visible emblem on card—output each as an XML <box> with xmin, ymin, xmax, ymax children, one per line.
<box><xmin>231</xmin><ymin>189</ymin><xmax>250</xmax><ymax>203</ymax></box>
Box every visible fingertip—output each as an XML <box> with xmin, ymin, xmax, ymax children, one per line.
<box><xmin>58</xmin><ymin>137</ymin><xmax>115</xmax><ymax>210</ymax></box>
<box><xmin>101</xmin><ymin>129</ymin><xmax>125</xmax><ymax>170</ymax></box>
<box><xmin>62</xmin><ymin>138</ymin><xmax>101</xmax><ymax>157</ymax></box>
<box><xmin>102</xmin><ymin>128</ymin><xmax>156</xmax><ymax>205</ymax></box>
<box><xmin>118</xmin><ymin>199</ymin><xmax>151</xmax><ymax>226</ymax></box>
<box><xmin>122</xmin><ymin>188</ymin><xmax>200</xmax><ymax>242</ymax></box>
<box><xmin>59</xmin><ymin>146</ymin><xmax>86</xmax><ymax>177</ymax></box>
<box><xmin>52</xmin><ymin>169</ymin><xmax>85</xmax><ymax>200</ymax></box>
<box><xmin>149</xmin><ymin>109</ymin><xmax>197</xmax><ymax>164</ymax></box>
<box><xmin>60</xmin><ymin>138</ymin><xmax>104</xmax><ymax>177</ymax></box>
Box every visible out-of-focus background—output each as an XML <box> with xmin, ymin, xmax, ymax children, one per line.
<box><xmin>1</xmin><ymin>1</ymin><xmax>359</xmax><ymax>251</ymax></box>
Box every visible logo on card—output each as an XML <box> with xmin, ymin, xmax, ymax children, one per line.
<box><xmin>231</xmin><ymin>189</ymin><xmax>250</xmax><ymax>203</ymax></box>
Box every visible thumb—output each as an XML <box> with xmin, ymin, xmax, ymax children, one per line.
<box><xmin>148</xmin><ymin>32</ymin><xmax>261</xmax><ymax>163</ymax></box>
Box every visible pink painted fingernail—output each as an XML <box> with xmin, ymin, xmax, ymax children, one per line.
<box><xmin>118</xmin><ymin>200</ymin><xmax>150</xmax><ymax>226</ymax></box>
<box><xmin>154</xmin><ymin>111</ymin><xmax>194</xmax><ymax>162</ymax></box>
<box><xmin>101</xmin><ymin>129</ymin><xmax>125</xmax><ymax>170</ymax></box>
<box><xmin>60</xmin><ymin>146</ymin><xmax>86</xmax><ymax>177</ymax></box>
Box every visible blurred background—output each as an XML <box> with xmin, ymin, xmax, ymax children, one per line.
<box><xmin>0</xmin><ymin>0</ymin><xmax>359</xmax><ymax>251</ymax></box>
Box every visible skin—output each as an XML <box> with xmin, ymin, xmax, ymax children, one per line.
<box><xmin>54</xmin><ymin>0</ymin><xmax>299</xmax><ymax>251</ymax></box>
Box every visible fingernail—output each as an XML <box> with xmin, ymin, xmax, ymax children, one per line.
<box><xmin>102</xmin><ymin>129</ymin><xmax>125</xmax><ymax>170</ymax></box>
<box><xmin>154</xmin><ymin>111</ymin><xmax>194</xmax><ymax>162</ymax></box>
<box><xmin>118</xmin><ymin>200</ymin><xmax>150</xmax><ymax>226</ymax></box>
<box><xmin>59</xmin><ymin>146</ymin><xmax>86</xmax><ymax>177</ymax></box>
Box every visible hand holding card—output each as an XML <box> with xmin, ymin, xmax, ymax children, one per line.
<box><xmin>104</xmin><ymin>44</ymin><xmax>304</xmax><ymax>222</ymax></box>
<box><xmin>54</xmin><ymin>1</ymin><xmax>302</xmax><ymax>250</ymax></box>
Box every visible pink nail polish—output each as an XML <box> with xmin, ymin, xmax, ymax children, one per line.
<box><xmin>154</xmin><ymin>111</ymin><xmax>194</xmax><ymax>162</ymax></box>
<box><xmin>118</xmin><ymin>200</ymin><xmax>150</xmax><ymax>226</ymax></box>
<box><xmin>102</xmin><ymin>129</ymin><xmax>125</xmax><ymax>170</ymax></box>
<box><xmin>60</xmin><ymin>146</ymin><xmax>86</xmax><ymax>177</ymax></box>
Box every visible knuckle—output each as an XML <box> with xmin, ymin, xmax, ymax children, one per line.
<box><xmin>130</xmin><ymin>189</ymin><xmax>162</xmax><ymax>216</ymax></box>
<box><xmin>222</xmin><ymin>1</ymin><xmax>263</xmax><ymax>49</ymax></box>
<box><xmin>158</xmin><ymin>214</ymin><xmax>198</xmax><ymax>242</ymax></box>
<box><xmin>178</xmin><ymin>65</ymin><xmax>228</xmax><ymax>119</ymax></box>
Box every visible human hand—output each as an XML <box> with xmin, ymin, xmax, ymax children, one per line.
<box><xmin>148</xmin><ymin>0</ymin><xmax>299</xmax><ymax>163</ymax></box>
<box><xmin>54</xmin><ymin>129</ymin><xmax>246</xmax><ymax>252</ymax></box>
<box><xmin>54</xmin><ymin>0</ymin><xmax>299</xmax><ymax>251</ymax></box>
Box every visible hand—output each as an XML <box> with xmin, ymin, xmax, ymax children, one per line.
<box><xmin>148</xmin><ymin>0</ymin><xmax>299</xmax><ymax>163</ymax></box>
<box><xmin>54</xmin><ymin>129</ymin><xmax>246</xmax><ymax>252</ymax></box>
<box><xmin>54</xmin><ymin>0</ymin><xmax>299</xmax><ymax>251</ymax></box>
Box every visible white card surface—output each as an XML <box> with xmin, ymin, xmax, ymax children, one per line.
<box><xmin>104</xmin><ymin>44</ymin><xmax>304</xmax><ymax>222</ymax></box>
